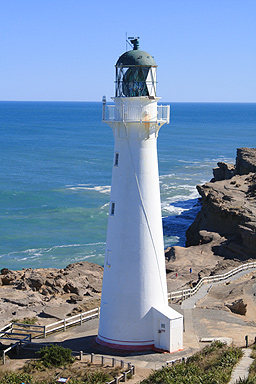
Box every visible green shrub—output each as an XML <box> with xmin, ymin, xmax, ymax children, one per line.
<box><xmin>0</xmin><ymin>371</ymin><xmax>33</xmax><ymax>384</ymax></box>
<box><xmin>37</xmin><ymin>344</ymin><xmax>75</xmax><ymax>367</ymax></box>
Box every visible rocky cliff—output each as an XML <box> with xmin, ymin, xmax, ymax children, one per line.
<box><xmin>186</xmin><ymin>148</ymin><xmax>256</xmax><ymax>260</ymax></box>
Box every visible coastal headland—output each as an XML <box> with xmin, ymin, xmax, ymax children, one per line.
<box><xmin>1</xmin><ymin>148</ymin><xmax>256</xmax><ymax>345</ymax></box>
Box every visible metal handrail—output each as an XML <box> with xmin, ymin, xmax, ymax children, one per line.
<box><xmin>103</xmin><ymin>104</ymin><xmax>170</xmax><ymax>123</ymax></box>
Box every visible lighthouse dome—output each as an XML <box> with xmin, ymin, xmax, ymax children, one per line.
<box><xmin>115</xmin><ymin>39</ymin><xmax>157</xmax><ymax>97</ymax></box>
<box><xmin>116</xmin><ymin>50</ymin><xmax>156</xmax><ymax>67</ymax></box>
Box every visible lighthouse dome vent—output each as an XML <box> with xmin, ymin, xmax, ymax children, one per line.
<box><xmin>116</xmin><ymin>50</ymin><xmax>157</xmax><ymax>67</ymax></box>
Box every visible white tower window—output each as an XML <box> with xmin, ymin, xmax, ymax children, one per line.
<box><xmin>114</xmin><ymin>152</ymin><xmax>119</xmax><ymax>167</ymax></box>
<box><xmin>106</xmin><ymin>250</ymin><xmax>111</xmax><ymax>267</ymax></box>
<box><xmin>110</xmin><ymin>202</ymin><xmax>115</xmax><ymax>215</ymax></box>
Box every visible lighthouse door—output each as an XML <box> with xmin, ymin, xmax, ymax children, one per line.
<box><xmin>158</xmin><ymin>320</ymin><xmax>167</xmax><ymax>350</ymax></box>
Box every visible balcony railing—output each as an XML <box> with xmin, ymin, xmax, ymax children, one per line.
<box><xmin>103</xmin><ymin>105</ymin><xmax>170</xmax><ymax>124</ymax></box>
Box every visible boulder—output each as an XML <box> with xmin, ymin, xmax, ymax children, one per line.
<box><xmin>226</xmin><ymin>299</ymin><xmax>247</xmax><ymax>315</ymax></box>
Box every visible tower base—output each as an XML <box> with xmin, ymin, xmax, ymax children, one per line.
<box><xmin>97</xmin><ymin>306</ymin><xmax>183</xmax><ymax>353</ymax></box>
<box><xmin>96</xmin><ymin>336</ymin><xmax>154</xmax><ymax>351</ymax></box>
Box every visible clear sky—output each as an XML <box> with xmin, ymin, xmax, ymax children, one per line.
<box><xmin>1</xmin><ymin>0</ymin><xmax>255</xmax><ymax>102</ymax></box>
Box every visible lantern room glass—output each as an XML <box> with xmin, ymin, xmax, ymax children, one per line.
<box><xmin>115</xmin><ymin>66</ymin><xmax>157</xmax><ymax>98</ymax></box>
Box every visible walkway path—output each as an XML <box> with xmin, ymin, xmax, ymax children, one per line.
<box><xmin>181</xmin><ymin>267</ymin><xmax>256</xmax><ymax>310</ymax></box>
<box><xmin>228</xmin><ymin>348</ymin><xmax>254</xmax><ymax>384</ymax></box>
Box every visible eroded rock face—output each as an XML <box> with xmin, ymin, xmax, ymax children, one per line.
<box><xmin>0</xmin><ymin>261</ymin><xmax>103</xmax><ymax>297</ymax></box>
<box><xmin>236</xmin><ymin>148</ymin><xmax>256</xmax><ymax>175</ymax></box>
<box><xmin>186</xmin><ymin>148</ymin><xmax>256</xmax><ymax>259</ymax></box>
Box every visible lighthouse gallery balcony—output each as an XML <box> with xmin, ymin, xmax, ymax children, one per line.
<box><xmin>103</xmin><ymin>104</ymin><xmax>170</xmax><ymax>124</ymax></box>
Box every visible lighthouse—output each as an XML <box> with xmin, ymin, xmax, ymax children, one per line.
<box><xmin>97</xmin><ymin>38</ymin><xmax>183</xmax><ymax>352</ymax></box>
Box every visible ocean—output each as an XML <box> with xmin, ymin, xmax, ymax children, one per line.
<box><xmin>0</xmin><ymin>102</ymin><xmax>255</xmax><ymax>270</ymax></box>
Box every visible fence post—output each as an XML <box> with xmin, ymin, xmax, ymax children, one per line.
<box><xmin>121</xmin><ymin>360</ymin><xmax>124</xmax><ymax>369</ymax></box>
<box><xmin>245</xmin><ymin>335</ymin><xmax>249</xmax><ymax>348</ymax></box>
<box><xmin>98</xmin><ymin>307</ymin><xmax>100</xmax><ymax>317</ymax></box>
<box><xmin>112</xmin><ymin>357</ymin><xmax>116</xmax><ymax>367</ymax></box>
<box><xmin>91</xmin><ymin>353</ymin><xmax>94</xmax><ymax>363</ymax></box>
<box><xmin>115</xmin><ymin>377</ymin><xmax>119</xmax><ymax>384</ymax></box>
<box><xmin>3</xmin><ymin>351</ymin><xmax>5</xmax><ymax>365</ymax></box>
<box><xmin>80</xmin><ymin>314</ymin><xmax>82</xmax><ymax>325</ymax></box>
<box><xmin>123</xmin><ymin>372</ymin><xmax>127</xmax><ymax>382</ymax></box>
<box><xmin>44</xmin><ymin>326</ymin><xmax>46</xmax><ymax>338</ymax></box>
<box><xmin>64</xmin><ymin>319</ymin><xmax>66</xmax><ymax>332</ymax></box>
<box><xmin>80</xmin><ymin>351</ymin><xmax>83</xmax><ymax>360</ymax></box>
<box><xmin>101</xmin><ymin>356</ymin><xmax>105</xmax><ymax>366</ymax></box>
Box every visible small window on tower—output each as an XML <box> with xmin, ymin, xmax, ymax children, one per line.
<box><xmin>114</xmin><ymin>152</ymin><xmax>119</xmax><ymax>167</ymax></box>
<box><xmin>110</xmin><ymin>202</ymin><xmax>115</xmax><ymax>215</ymax></box>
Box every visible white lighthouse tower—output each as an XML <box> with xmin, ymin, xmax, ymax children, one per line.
<box><xmin>97</xmin><ymin>38</ymin><xmax>183</xmax><ymax>352</ymax></box>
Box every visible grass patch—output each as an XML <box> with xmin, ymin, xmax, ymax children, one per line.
<box><xmin>12</xmin><ymin>317</ymin><xmax>37</xmax><ymax>325</ymax></box>
<box><xmin>140</xmin><ymin>341</ymin><xmax>242</xmax><ymax>384</ymax></box>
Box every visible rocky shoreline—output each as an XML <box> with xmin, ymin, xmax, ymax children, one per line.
<box><xmin>186</xmin><ymin>147</ymin><xmax>256</xmax><ymax>258</ymax></box>
<box><xmin>1</xmin><ymin>148</ymin><xmax>255</xmax><ymax>329</ymax></box>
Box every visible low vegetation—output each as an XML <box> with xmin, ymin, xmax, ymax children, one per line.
<box><xmin>12</xmin><ymin>317</ymin><xmax>38</xmax><ymax>325</ymax></box>
<box><xmin>0</xmin><ymin>344</ymin><xmax>122</xmax><ymax>384</ymax></box>
<box><xmin>36</xmin><ymin>344</ymin><xmax>75</xmax><ymax>368</ymax></box>
<box><xmin>140</xmin><ymin>341</ymin><xmax>242</xmax><ymax>384</ymax></box>
<box><xmin>1</xmin><ymin>341</ymin><xmax>251</xmax><ymax>384</ymax></box>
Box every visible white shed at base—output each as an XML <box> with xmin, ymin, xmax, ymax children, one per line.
<box><xmin>152</xmin><ymin>306</ymin><xmax>183</xmax><ymax>352</ymax></box>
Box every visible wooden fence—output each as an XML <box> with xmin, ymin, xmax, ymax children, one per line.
<box><xmin>168</xmin><ymin>261</ymin><xmax>256</xmax><ymax>302</ymax></box>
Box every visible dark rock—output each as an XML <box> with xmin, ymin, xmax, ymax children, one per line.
<box><xmin>213</xmin><ymin>162</ymin><xmax>236</xmax><ymax>181</ymax></box>
<box><xmin>63</xmin><ymin>283</ymin><xmax>80</xmax><ymax>295</ymax></box>
<box><xmin>1</xmin><ymin>268</ymin><xmax>11</xmax><ymax>275</ymax></box>
<box><xmin>68</xmin><ymin>295</ymin><xmax>83</xmax><ymax>304</ymax></box>
<box><xmin>226</xmin><ymin>299</ymin><xmax>247</xmax><ymax>315</ymax></box>
<box><xmin>1</xmin><ymin>276</ymin><xmax>15</xmax><ymax>285</ymax></box>
<box><xmin>236</xmin><ymin>148</ymin><xmax>256</xmax><ymax>175</ymax></box>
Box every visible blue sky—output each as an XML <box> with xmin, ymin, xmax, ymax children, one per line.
<box><xmin>1</xmin><ymin>0</ymin><xmax>255</xmax><ymax>102</ymax></box>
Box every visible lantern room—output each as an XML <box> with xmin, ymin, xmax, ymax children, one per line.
<box><xmin>115</xmin><ymin>38</ymin><xmax>157</xmax><ymax>98</ymax></box>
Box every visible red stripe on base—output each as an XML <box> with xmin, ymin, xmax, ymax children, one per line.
<box><xmin>96</xmin><ymin>336</ymin><xmax>154</xmax><ymax>351</ymax></box>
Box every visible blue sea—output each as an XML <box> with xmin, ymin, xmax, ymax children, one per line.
<box><xmin>0</xmin><ymin>102</ymin><xmax>255</xmax><ymax>270</ymax></box>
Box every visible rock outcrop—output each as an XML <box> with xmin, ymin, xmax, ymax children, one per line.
<box><xmin>186</xmin><ymin>148</ymin><xmax>256</xmax><ymax>260</ymax></box>
<box><xmin>0</xmin><ymin>261</ymin><xmax>103</xmax><ymax>327</ymax></box>
<box><xmin>0</xmin><ymin>262</ymin><xmax>103</xmax><ymax>296</ymax></box>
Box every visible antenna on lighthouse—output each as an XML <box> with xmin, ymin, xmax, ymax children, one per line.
<box><xmin>125</xmin><ymin>34</ymin><xmax>140</xmax><ymax>51</ymax></box>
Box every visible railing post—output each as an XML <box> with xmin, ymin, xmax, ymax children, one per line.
<box><xmin>115</xmin><ymin>377</ymin><xmax>119</xmax><ymax>384</ymax></box>
<box><xmin>123</xmin><ymin>372</ymin><xmax>127</xmax><ymax>382</ymax></box>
